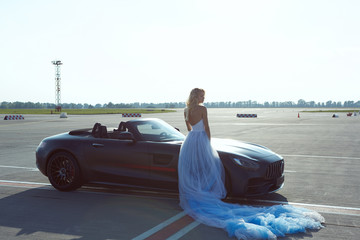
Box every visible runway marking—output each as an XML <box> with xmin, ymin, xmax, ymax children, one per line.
<box><xmin>0</xmin><ymin>165</ymin><xmax>39</xmax><ymax>171</ymax></box>
<box><xmin>2</xmin><ymin>179</ymin><xmax>360</xmax><ymax>217</ymax></box>
<box><xmin>132</xmin><ymin>211</ymin><xmax>199</xmax><ymax>240</ymax></box>
<box><xmin>131</xmin><ymin>211</ymin><xmax>187</xmax><ymax>240</ymax></box>
<box><xmin>251</xmin><ymin>199</ymin><xmax>360</xmax><ymax>217</ymax></box>
<box><xmin>282</xmin><ymin>154</ymin><xmax>360</xmax><ymax>160</ymax></box>
<box><xmin>2</xmin><ymin>179</ymin><xmax>360</xmax><ymax>239</ymax></box>
<box><xmin>133</xmin><ymin>200</ymin><xmax>360</xmax><ymax>240</ymax></box>
<box><xmin>166</xmin><ymin>221</ymin><xmax>200</xmax><ymax>240</ymax></box>
<box><xmin>0</xmin><ymin>180</ymin><xmax>50</xmax><ymax>188</ymax></box>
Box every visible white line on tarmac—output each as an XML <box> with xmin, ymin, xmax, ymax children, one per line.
<box><xmin>2</xmin><ymin>179</ymin><xmax>359</xmax><ymax>218</ymax></box>
<box><xmin>131</xmin><ymin>211</ymin><xmax>187</xmax><ymax>240</ymax></box>
<box><xmin>282</xmin><ymin>154</ymin><xmax>360</xmax><ymax>160</ymax></box>
<box><xmin>252</xmin><ymin>199</ymin><xmax>360</xmax><ymax>217</ymax></box>
<box><xmin>0</xmin><ymin>165</ymin><xmax>39</xmax><ymax>171</ymax></box>
<box><xmin>2</xmin><ymin>179</ymin><xmax>360</xmax><ymax>240</ymax></box>
<box><xmin>0</xmin><ymin>179</ymin><xmax>50</xmax><ymax>185</ymax></box>
<box><xmin>166</xmin><ymin>221</ymin><xmax>201</xmax><ymax>240</ymax></box>
<box><xmin>132</xmin><ymin>200</ymin><xmax>360</xmax><ymax>240</ymax></box>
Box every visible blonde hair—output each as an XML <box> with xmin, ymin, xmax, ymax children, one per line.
<box><xmin>185</xmin><ymin>88</ymin><xmax>205</xmax><ymax>121</ymax></box>
<box><xmin>186</xmin><ymin>88</ymin><xmax>205</xmax><ymax>109</ymax></box>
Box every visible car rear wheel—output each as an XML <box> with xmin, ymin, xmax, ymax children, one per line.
<box><xmin>47</xmin><ymin>152</ymin><xmax>82</xmax><ymax>191</ymax></box>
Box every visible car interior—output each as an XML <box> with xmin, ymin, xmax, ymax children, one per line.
<box><xmin>68</xmin><ymin>121</ymin><xmax>182</xmax><ymax>142</ymax></box>
<box><xmin>91</xmin><ymin>122</ymin><xmax>132</xmax><ymax>140</ymax></box>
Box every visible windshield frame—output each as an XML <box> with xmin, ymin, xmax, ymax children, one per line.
<box><xmin>130</xmin><ymin>119</ymin><xmax>185</xmax><ymax>142</ymax></box>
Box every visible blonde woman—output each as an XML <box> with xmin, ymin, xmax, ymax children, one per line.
<box><xmin>177</xmin><ymin>88</ymin><xmax>324</xmax><ymax>240</ymax></box>
<box><xmin>178</xmin><ymin>87</ymin><xmax>227</xmax><ymax>223</ymax></box>
<box><xmin>184</xmin><ymin>88</ymin><xmax>210</xmax><ymax>139</ymax></box>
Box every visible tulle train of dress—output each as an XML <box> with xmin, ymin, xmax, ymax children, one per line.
<box><xmin>178</xmin><ymin>119</ymin><xmax>324</xmax><ymax>239</ymax></box>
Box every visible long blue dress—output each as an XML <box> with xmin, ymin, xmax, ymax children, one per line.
<box><xmin>178</xmin><ymin>119</ymin><xmax>324</xmax><ymax>239</ymax></box>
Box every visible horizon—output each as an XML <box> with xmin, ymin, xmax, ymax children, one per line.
<box><xmin>1</xmin><ymin>0</ymin><xmax>360</xmax><ymax>104</ymax></box>
<box><xmin>1</xmin><ymin>99</ymin><xmax>359</xmax><ymax>109</ymax></box>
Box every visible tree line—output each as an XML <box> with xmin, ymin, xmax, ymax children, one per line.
<box><xmin>1</xmin><ymin>99</ymin><xmax>360</xmax><ymax>109</ymax></box>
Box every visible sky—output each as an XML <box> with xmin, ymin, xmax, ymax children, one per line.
<box><xmin>0</xmin><ymin>0</ymin><xmax>359</xmax><ymax>105</ymax></box>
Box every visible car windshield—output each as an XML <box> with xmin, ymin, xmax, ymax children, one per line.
<box><xmin>134</xmin><ymin>120</ymin><xmax>185</xmax><ymax>142</ymax></box>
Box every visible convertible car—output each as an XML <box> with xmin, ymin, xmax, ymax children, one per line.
<box><xmin>36</xmin><ymin>118</ymin><xmax>284</xmax><ymax>197</ymax></box>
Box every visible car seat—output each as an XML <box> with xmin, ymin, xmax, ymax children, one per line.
<box><xmin>99</xmin><ymin>125</ymin><xmax>108</xmax><ymax>138</ymax></box>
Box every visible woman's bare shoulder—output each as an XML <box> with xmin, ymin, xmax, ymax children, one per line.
<box><xmin>198</xmin><ymin>105</ymin><xmax>207</xmax><ymax>112</ymax></box>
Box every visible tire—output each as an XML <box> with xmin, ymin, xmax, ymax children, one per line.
<box><xmin>47</xmin><ymin>152</ymin><xmax>82</xmax><ymax>191</ymax></box>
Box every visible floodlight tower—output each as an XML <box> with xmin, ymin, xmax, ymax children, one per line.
<box><xmin>51</xmin><ymin>60</ymin><xmax>63</xmax><ymax>110</ymax></box>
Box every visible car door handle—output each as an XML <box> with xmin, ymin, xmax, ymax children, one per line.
<box><xmin>92</xmin><ymin>143</ymin><xmax>104</xmax><ymax>148</ymax></box>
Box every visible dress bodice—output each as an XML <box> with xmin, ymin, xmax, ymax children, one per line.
<box><xmin>191</xmin><ymin>119</ymin><xmax>205</xmax><ymax>132</ymax></box>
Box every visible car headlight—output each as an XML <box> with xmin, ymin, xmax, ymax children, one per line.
<box><xmin>232</xmin><ymin>156</ymin><xmax>260</xmax><ymax>170</ymax></box>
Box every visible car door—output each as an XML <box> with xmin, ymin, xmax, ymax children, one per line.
<box><xmin>147</xmin><ymin>141</ymin><xmax>180</xmax><ymax>190</ymax></box>
<box><xmin>84</xmin><ymin>137</ymin><xmax>151</xmax><ymax>186</ymax></box>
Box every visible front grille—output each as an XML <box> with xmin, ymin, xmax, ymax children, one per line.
<box><xmin>265</xmin><ymin>160</ymin><xmax>284</xmax><ymax>179</ymax></box>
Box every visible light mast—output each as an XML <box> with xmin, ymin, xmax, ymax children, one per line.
<box><xmin>51</xmin><ymin>60</ymin><xmax>63</xmax><ymax>111</ymax></box>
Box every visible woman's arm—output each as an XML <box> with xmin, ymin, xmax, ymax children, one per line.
<box><xmin>184</xmin><ymin>109</ymin><xmax>192</xmax><ymax>131</ymax></box>
<box><xmin>202</xmin><ymin>107</ymin><xmax>211</xmax><ymax>140</ymax></box>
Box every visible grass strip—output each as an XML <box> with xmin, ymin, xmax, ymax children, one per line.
<box><xmin>0</xmin><ymin>108</ymin><xmax>175</xmax><ymax>115</ymax></box>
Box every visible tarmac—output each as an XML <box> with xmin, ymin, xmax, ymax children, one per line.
<box><xmin>0</xmin><ymin>108</ymin><xmax>359</xmax><ymax>239</ymax></box>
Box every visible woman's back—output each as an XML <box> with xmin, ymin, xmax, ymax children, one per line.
<box><xmin>187</xmin><ymin>105</ymin><xmax>205</xmax><ymax>126</ymax></box>
<box><xmin>185</xmin><ymin>105</ymin><xmax>211</xmax><ymax>139</ymax></box>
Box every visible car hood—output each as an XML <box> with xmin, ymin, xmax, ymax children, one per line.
<box><xmin>211</xmin><ymin>138</ymin><xmax>280</xmax><ymax>160</ymax></box>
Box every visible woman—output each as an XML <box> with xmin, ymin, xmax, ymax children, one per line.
<box><xmin>178</xmin><ymin>88</ymin><xmax>227</xmax><ymax>204</ymax></box>
<box><xmin>178</xmin><ymin>88</ymin><xmax>324</xmax><ymax>240</ymax></box>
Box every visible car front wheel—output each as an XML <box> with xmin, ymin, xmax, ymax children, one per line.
<box><xmin>47</xmin><ymin>152</ymin><xmax>82</xmax><ymax>191</ymax></box>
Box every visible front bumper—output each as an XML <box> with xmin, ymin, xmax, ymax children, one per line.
<box><xmin>246</xmin><ymin>174</ymin><xmax>284</xmax><ymax>196</ymax></box>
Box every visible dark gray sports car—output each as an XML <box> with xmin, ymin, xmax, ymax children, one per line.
<box><xmin>36</xmin><ymin>118</ymin><xmax>284</xmax><ymax>197</ymax></box>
